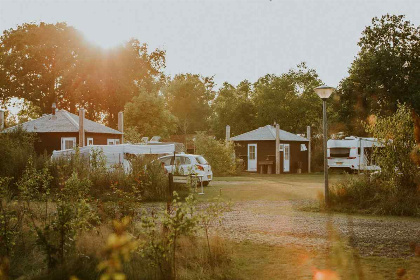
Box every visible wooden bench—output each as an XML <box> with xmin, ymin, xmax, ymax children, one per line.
<box><xmin>258</xmin><ymin>160</ymin><xmax>274</xmax><ymax>174</ymax></box>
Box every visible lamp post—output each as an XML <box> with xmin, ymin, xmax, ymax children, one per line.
<box><xmin>314</xmin><ymin>85</ymin><xmax>335</xmax><ymax>207</ymax></box>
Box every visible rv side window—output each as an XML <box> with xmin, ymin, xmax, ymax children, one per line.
<box><xmin>364</xmin><ymin>147</ymin><xmax>374</xmax><ymax>164</ymax></box>
<box><xmin>330</xmin><ymin>148</ymin><xmax>350</xmax><ymax>158</ymax></box>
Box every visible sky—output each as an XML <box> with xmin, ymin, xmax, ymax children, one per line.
<box><xmin>1</xmin><ymin>0</ymin><xmax>420</xmax><ymax>89</ymax></box>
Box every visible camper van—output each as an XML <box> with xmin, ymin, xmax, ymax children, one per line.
<box><xmin>327</xmin><ymin>136</ymin><xmax>382</xmax><ymax>172</ymax></box>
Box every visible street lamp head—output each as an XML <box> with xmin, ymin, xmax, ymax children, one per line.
<box><xmin>315</xmin><ymin>85</ymin><xmax>335</xmax><ymax>100</ymax></box>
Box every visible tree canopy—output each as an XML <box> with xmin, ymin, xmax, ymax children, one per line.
<box><xmin>211</xmin><ymin>80</ymin><xmax>256</xmax><ymax>139</ymax></box>
<box><xmin>124</xmin><ymin>88</ymin><xmax>177</xmax><ymax>141</ymax></box>
<box><xmin>0</xmin><ymin>22</ymin><xmax>166</xmax><ymax>128</ymax></box>
<box><xmin>335</xmin><ymin>14</ymin><xmax>420</xmax><ymax>135</ymax></box>
<box><xmin>163</xmin><ymin>74</ymin><xmax>215</xmax><ymax>135</ymax></box>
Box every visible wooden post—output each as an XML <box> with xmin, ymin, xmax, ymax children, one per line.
<box><xmin>275</xmin><ymin>124</ymin><xmax>280</xmax><ymax>174</ymax></box>
<box><xmin>226</xmin><ymin>125</ymin><xmax>230</xmax><ymax>142</ymax></box>
<box><xmin>79</xmin><ymin>108</ymin><xmax>85</xmax><ymax>147</ymax></box>
<box><xmin>0</xmin><ymin>110</ymin><xmax>4</xmax><ymax>131</ymax></box>
<box><xmin>307</xmin><ymin>126</ymin><xmax>311</xmax><ymax>173</ymax></box>
<box><xmin>118</xmin><ymin>111</ymin><xmax>124</xmax><ymax>144</ymax></box>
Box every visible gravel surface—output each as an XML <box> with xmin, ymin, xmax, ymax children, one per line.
<box><xmin>216</xmin><ymin>200</ymin><xmax>420</xmax><ymax>258</ymax></box>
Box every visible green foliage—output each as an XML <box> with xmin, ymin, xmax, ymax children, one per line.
<box><xmin>335</xmin><ymin>14</ymin><xmax>420</xmax><ymax>135</ymax></box>
<box><xmin>330</xmin><ymin>105</ymin><xmax>420</xmax><ymax>216</ymax></box>
<box><xmin>0</xmin><ymin>22</ymin><xmax>166</xmax><ymax>127</ymax></box>
<box><xmin>140</xmin><ymin>160</ymin><xmax>170</xmax><ymax>201</ymax></box>
<box><xmin>124</xmin><ymin>88</ymin><xmax>178</xmax><ymax>141</ymax></box>
<box><xmin>164</xmin><ymin>74</ymin><xmax>215</xmax><ymax>135</ymax></box>
<box><xmin>136</xmin><ymin>192</ymin><xmax>231</xmax><ymax>280</ymax></box>
<box><xmin>211</xmin><ymin>81</ymin><xmax>256</xmax><ymax>139</ymax></box>
<box><xmin>366</xmin><ymin>104</ymin><xmax>419</xmax><ymax>190</ymax></box>
<box><xmin>0</xmin><ymin>22</ymin><xmax>84</xmax><ymax>114</ymax></box>
<box><xmin>18</xmin><ymin>161</ymin><xmax>99</xmax><ymax>270</ymax></box>
<box><xmin>194</xmin><ymin>132</ymin><xmax>238</xmax><ymax>176</ymax></box>
<box><xmin>253</xmin><ymin>63</ymin><xmax>324</xmax><ymax>134</ymax></box>
<box><xmin>198</xmin><ymin>195</ymin><xmax>231</xmax><ymax>263</ymax></box>
<box><xmin>0</xmin><ymin>177</ymin><xmax>24</xmax><ymax>257</ymax></box>
<box><xmin>0</xmin><ymin>127</ymin><xmax>36</xmax><ymax>182</ymax></box>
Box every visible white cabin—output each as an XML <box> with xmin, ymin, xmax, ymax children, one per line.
<box><xmin>327</xmin><ymin>136</ymin><xmax>382</xmax><ymax>172</ymax></box>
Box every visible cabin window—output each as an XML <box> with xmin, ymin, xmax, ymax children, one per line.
<box><xmin>87</xmin><ymin>138</ymin><xmax>94</xmax><ymax>146</ymax></box>
<box><xmin>330</xmin><ymin>148</ymin><xmax>350</xmax><ymax>158</ymax></box>
<box><xmin>300</xmin><ymin>144</ymin><xmax>307</xmax><ymax>151</ymax></box>
<box><xmin>107</xmin><ymin>139</ymin><xmax>120</xmax><ymax>145</ymax></box>
<box><xmin>249</xmin><ymin>145</ymin><xmax>256</xmax><ymax>160</ymax></box>
<box><xmin>61</xmin><ymin>137</ymin><xmax>76</xmax><ymax>150</ymax></box>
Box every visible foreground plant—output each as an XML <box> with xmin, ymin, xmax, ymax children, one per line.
<box><xmin>0</xmin><ymin>177</ymin><xmax>24</xmax><ymax>257</ymax></box>
<box><xmin>98</xmin><ymin>217</ymin><xmax>138</xmax><ymax>280</ymax></box>
<box><xmin>18</xmin><ymin>161</ymin><xmax>99</xmax><ymax>271</ymax></box>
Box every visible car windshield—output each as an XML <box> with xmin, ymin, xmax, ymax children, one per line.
<box><xmin>195</xmin><ymin>156</ymin><xmax>208</xmax><ymax>164</ymax></box>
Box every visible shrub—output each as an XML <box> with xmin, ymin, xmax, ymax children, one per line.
<box><xmin>194</xmin><ymin>132</ymin><xmax>238</xmax><ymax>176</ymax></box>
<box><xmin>0</xmin><ymin>127</ymin><xmax>36</xmax><ymax>184</ymax></box>
<box><xmin>330</xmin><ymin>104</ymin><xmax>420</xmax><ymax>216</ymax></box>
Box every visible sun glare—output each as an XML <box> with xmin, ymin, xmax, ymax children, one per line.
<box><xmin>81</xmin><ymin>27</ymin><xmax>127</xmax><ymax>49</ymax></box>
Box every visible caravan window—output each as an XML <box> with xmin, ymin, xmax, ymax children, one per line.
<box><xmin>330</xmin><ymin>148</ymin><xmax>350</xmax><ymax>158</ymax></box>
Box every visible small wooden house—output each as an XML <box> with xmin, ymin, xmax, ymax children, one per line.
<box><xmin>3</xmin><ymin>109</ymin><xmax>123</xmax><ymax>154</ymax></box>
<box><xmin>231</xmin><ymin>125</ymin><xmax>309</xmax><ymax>174</ymax></box>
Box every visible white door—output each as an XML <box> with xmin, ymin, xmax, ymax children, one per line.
<box><xmin>283</xmin><ymin>144</ymin><xmax>290</xmax><ymax>172</ymax></box>
<box><xmin>248</xmin><ymin>144</ymin><xmax>257</xmax><ymax>171</ymax></box>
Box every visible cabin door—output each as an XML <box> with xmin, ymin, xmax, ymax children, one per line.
<box><xmin>283</xmin><ymin>144</ymin><xmax>290</xmax><ymax>172</ymax></box>
<box><xmin>247</xmin><ymin>144</ymin><xmax>257</xmax><ymax>171</ymax></box>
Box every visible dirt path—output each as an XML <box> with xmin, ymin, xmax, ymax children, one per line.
<box><xmin>208</xmin><ymin>177</ymin><xmax>420</xmax><ymax>258</ymax></box>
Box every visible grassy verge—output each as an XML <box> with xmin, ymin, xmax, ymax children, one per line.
<box><xmin>230</xmin><ymin>241</ymin><xmax>420</xmax><ymax>280</ymax></box>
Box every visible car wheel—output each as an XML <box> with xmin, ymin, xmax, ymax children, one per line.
<box><xmin>203</xmin><ymin>181</ymin><xmax>210</xmax><ymax>187</ymax></box>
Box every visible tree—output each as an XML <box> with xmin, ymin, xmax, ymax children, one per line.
<box><xmin>0</xmin><ymin>22</ymin><xmax>85</xmax><ymax>115</ymax></box>
<box><xmin>62</xmin><ymin>39</ymin><xmax>166</xmax><ymax>126</ymax></box>
<box><xmin>335</xmin><ymin>14</ymin><xmax>420</xmax><ymax>135</ymax></box>
<box><xmin>211</xmin><ymin>80</ymin><xmax>256</xmax><ymax>139</ymax></box>
<box><xmin>124</xmin><ymin>89</ymin><xmax>177</xmax><ymax>141</ymax></box>
<box><xmin>0</xmin><ymin>22</ymin><xmax>166</xmax><ymax>128</ymax></box>
<box><xmin>253</xmin><ymin>63</ymin><xmax>324</xmax><ymax>134</ymax></box>
<box><xmin>164</xmin><ymin>74</ymin><xmax>215</xmax><ymax>135</ymax></box>
<box><xmin>366</xmin><ymin>104</ymin><xmax>418</xmax><ymax>191</ymax></box>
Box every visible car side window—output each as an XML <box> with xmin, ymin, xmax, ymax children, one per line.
<box><xmin>184</xmin><ymin>157</ymin><xmax>191</xmax><ymax>165</ymax></box>
<box><xmin>175</xmin><ymin>156</ymin><xmax>183</xmax><ymax>165</ymax></box>
<box><xmin>160</xmin><ymin>157</ymin><xmax>172</xmax><ymax>166</ymax></box>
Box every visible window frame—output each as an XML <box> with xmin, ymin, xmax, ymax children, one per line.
<box><xmin>61</xmin><ymin>137</ymin><xmax>76</xmax><ymax>150</ymax></box>
<box><xmin>107</xmin><ymin>139</ymin><xmax>120</xmax><ymax>145</ymax></box>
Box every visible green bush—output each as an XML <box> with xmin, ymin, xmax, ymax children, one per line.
<box><xmin>194</xmin><ymin>132</ymin><xmax>239</xmax><ymax>176</ymax></box>
<box><xmin>330</xmin><ymin>104</ymin><xmax>420</xmax><ymax>216</ymax></box>
<box><xmin>0</xmin><ymin>127</ymin><xmax>36</xmax><ymax>184</ymax></box>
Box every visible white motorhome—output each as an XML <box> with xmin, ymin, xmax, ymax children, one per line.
<box><xmin>327</xmin><ymin>136</ymin><xmax>382</xmax><ymax>172</ymax></box>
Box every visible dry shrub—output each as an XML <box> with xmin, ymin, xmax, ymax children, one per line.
<box><xmin>175</xmin><ymin>236</ymin><xmax>235</xmax><ymax>280</ymax></box>
<box><xmin>330</xmin><ymin>174</ymin><xmax>420</xmax><ymax>216</ymax></box>
<box><xmin>76</xmin><ymin>224</ymin><xmax>112</xmax><ymax>258</ymax></box>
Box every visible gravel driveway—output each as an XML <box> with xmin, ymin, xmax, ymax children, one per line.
<box><xmin>209</xmin><ymin>179</ymin><xmax>420</xmax><ymax>258</ymax></box>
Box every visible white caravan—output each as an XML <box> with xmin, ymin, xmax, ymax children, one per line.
<box><xmin>327</xmin><ymin>136</ymin><xmax>382</xmax><ymax>172</ymax></box>
<box><xmin>52</xmin><ymin>144</ymin><xmax>176</xmax><ymax>172</ymax></box>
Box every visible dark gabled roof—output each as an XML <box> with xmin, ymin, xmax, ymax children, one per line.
<box><xmin>231</xmin><ymin>125</ymin><xmax>308</xmax><ymax>142</ymax></box>
<box><xmin>3</xmin><ymin>110</ymin><xmax>122</xmax><ymax>135</ymax></box>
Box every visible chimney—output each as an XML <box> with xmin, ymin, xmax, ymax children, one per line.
<box><xmin>51</xmin><ymin>103</ymin><xmax>57</xmax><ymax>120</ymax></box>
<box><xmin>225</xmin><ymin>125</ymin><xmax>231</xmax><ymax>142</ymax></box>
<box><xmin>118</xmin><ymin>111</ymin><xmax>124</xmax><ymax>144</ymax></box>
<box><xmin>79</xmin><ymin>108</ymin><xmax>85</xmax><ymax>147</ymax></box>
<box><xmin>0</xmin><ymin>110</ymin><xmax>4</xmax><ymax>131</ymax></box>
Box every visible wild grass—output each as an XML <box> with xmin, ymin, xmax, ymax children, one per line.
<box><xmin>329</xmin><ymin>174</ymin><xmax>420</xmax><ymax>216</ymax></box>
